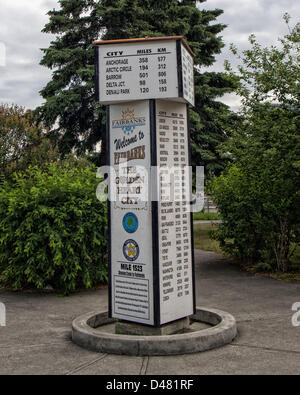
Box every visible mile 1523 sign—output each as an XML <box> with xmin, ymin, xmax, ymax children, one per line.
<box><xmin>94</xmin><ymin>36</ymin><xmax>195</xmax><ymax>107</ymax></box>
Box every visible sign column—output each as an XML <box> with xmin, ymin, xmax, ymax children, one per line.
<box><xmin>95</xmin><ymin>36</ymin><xmax>196</xmax><ymax>328</ymax></box>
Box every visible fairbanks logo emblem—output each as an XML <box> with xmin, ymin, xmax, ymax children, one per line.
<box><xmin>112</xmin><ymin>109</ymin><xmax>146</xmax><ymax>135</ymax></box>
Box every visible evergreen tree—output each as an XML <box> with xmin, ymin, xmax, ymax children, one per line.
<box><xmin>38</xmin><ymin>0</ymin><xmax>235</xmax><ymax>173</ymax></box>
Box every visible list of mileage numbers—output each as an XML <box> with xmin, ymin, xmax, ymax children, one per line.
<box><xmin>156</xmin><ymin>100</ymin><xmax>194</xmax><ymax>325</ymax></box>
<box><xmin>98</xmin><ymin>40</ymin><xmax>178</xmax><ymax>104</ymax></box>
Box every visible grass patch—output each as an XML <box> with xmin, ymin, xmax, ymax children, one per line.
<box><xmin>244</xmin><ymin>265</ymin><xmax>300</xmax><ymax>282</ymax></box>
<box><xmin>242</xmin><ymin>243</ymin><xmax>300</xmax><ymax>282</ymax></box>
<box><xmin>269</xmin><ymin>272</ymin><xmax>300</xmax><ymax>282</ymax></box>
<box><xmin>193</xmin><ymin>223</ymin><xmax>222</xmax><ymax>254</ymax></box>
<box><xmin>193</xmin><ymin>212</ymin><xmax>221</xmax><ymax>221</ymax></box>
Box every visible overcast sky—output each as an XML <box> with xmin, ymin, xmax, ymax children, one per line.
<box><xmin>0</xmin><ymin>0</ymin><xmax>299</xmax><ymax>111</ymax></box>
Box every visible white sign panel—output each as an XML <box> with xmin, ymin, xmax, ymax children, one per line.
<box><xmin>182</xmin><ymin>45</ymin><xmax>195</xmax><ymax>107</ymax></box>
<box><xmin>109</xmin><ymin>101</ymin><xmax>154</xmax><ymax>325</ymax></box>
<box><xmin>108</xmin><ymin>98</ymin><xmax>195</xmax><ymax>326</ymax></box>
<box><xmin>156</xmin><ymin>100</ymin><xmax>194</xmax><ymax>324</ymax></box>
<box><xmin>97</xmin><ymin>38</ymin><xmax>194</xmax><ymax>106</ymax></box>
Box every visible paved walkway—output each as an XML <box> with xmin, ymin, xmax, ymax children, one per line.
<box><xmin>0</xmin><ymin>250</ymin><xmax>299</xmax><ymax>375</ymax></box>
<box><xmin>193</xmin><ymin>220</ymin><xmax>222</xmax><ymax>225</ymax></box>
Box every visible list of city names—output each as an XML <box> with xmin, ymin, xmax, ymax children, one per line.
<box><xmin>99</xmin><ymin>41</ymin><xmax>178</xmax><ymax>103</ymax></box>
<box><xmin>156</xmin><ymin>100</ymin><xmax>194</xmax><ymax>324</ymax></box>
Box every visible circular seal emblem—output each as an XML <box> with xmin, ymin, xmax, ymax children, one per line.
<box><xmin>123</xmin><ymin>213</ymin><xmax>139</xmax><ymax>234</ymax></box>
<box><xmin>123</xmin><ymin>239</ymin><xmax>139</xmax><ymax>262</ymax></box>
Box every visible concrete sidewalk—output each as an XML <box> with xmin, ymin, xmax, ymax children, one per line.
<box><xmin>0</xmin><ymin>250</ymin><xmax>299</xmax><ymax>375</ymax></box>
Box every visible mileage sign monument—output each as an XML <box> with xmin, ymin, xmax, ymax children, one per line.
<box><xmin>96</xmin><ymin>36</ymin><xmax>194</xmax><ymax>106</ymax></box>
<box><xmin>94</xmin><ymin>36</ymin><xmax>196</xmax><ymax>327</ymax></box>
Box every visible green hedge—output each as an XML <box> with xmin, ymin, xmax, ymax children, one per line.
<box><xmin>0</xmin><ymin>163</ymin><xmax>108</xmax><ymax>294</ymax></box>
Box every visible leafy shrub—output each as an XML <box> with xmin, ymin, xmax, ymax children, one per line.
<box><xmin>212</xmin><ymin>18</ymin><xmax>300</xmax><ymax>273</ymax></box>
<box><xmin>0</xmin><ymin>104</ymin><xmax>58</xmax><ymax>179</ymax></box>
<box><xmin>210</xmin><ymin>155</ymin><xmax>300</xmax><ymax>271</ymax></box>
<box><xmin>0</xmin><ymin>163</ymin><xmax>107</xmax><ymax>294</ymax></box>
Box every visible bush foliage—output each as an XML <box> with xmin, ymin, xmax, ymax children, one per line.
<box><xmin>0</xmin><ymin>163</ymin><xmax>108</xmax><ymax>294</ymax></box>
<box><xmin>0</xmin><ymin>104</ymin><xmax>58</xmax><ymax>178</ymax></box>
<box><xmin>211</xmin><ymin>17</ymin><xmax>300</xmax><ymax>272</ymax></box>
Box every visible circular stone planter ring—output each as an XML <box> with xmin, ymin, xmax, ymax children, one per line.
<box><xmin>72</xmin><ymin>307</ymin><xmax>237</xmax><ymax>356</ymax></box>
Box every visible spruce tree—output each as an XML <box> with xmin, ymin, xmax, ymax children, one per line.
<box><xmin>38</xmin><ymin>0</ymin><xmax>235</xmax><ymax>173</ymax></box>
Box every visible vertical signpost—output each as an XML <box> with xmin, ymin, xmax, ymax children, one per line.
<box><xmin>94</xmin><ymin>36</ymin><xmax>196</xmax><ymax>329</ymax></box>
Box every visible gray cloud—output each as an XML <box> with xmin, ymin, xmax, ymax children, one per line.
<box><xmin>0</xmin><ymin>0</ymin><xmax>57</xmax><ymax>109</ymax></box>
<box><xmin>0</xmin><ymin>0</ymin><xmax>299</xmax><ymax>111</ymax></box>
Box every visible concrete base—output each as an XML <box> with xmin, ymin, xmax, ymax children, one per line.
<box><xmin>115</xmin><ymin>317</ymin><xmax>190</xmax><ymax>336</ymax></box>
<box><xmin>72</xmin><ymin>307</ymin><xmax>237</xmax><ymax>356</ymax></box>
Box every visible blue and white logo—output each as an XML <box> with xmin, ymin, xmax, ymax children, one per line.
<box><xmin>123</xmin><ymin>213</ymin><xmax>139</xmax><ymax>234</ymax></box>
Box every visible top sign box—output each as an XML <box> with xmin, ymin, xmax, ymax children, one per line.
<box><xmin>93</xmin><ymin>36</ymin><xmax>195</xmax><ymax>107</ymax></box>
